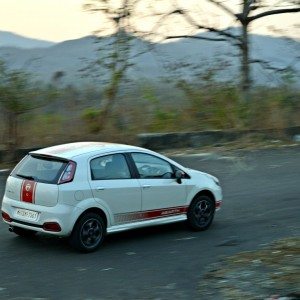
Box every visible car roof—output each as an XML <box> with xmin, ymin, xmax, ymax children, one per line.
<box><xmin>30</xmin><ymin>142</ymin><xmax>145</xmax><ymax>160</ymax></box>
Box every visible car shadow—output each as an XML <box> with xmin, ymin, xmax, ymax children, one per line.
<box><xmin>2</xmin><ymin>221</ymin><xmax>190</xmax><ymax>253</ymax></box>
<box><xmin>105</xmin><ymin>221</ymin><xmax>190</xmax><ymax>245</ymax></box>
<box><xmin>2</xmin><ymin>221</ymin><xmax>220</xmax><ymax>255</ymax></box>
<box><xmin>1</xmin><ymin>229</ymin><xmax>73</xmax><ymax>255</ymax></box>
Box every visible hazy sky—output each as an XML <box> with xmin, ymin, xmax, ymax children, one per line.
<box><xmin>0</xmin><ymin>0</ymin><xmax>299</xmax><ymax>42</ymax></box>
<box><xmin>0</xmin><ymin>0</ymin><xmax>99</xmax><ymax>41</ymax></box>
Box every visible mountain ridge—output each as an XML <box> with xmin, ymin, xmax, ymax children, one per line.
<box><xmin>0</xmin><ymin>30</ymin><xmax>299</xmax><ymax>86</ymax></box>
<box><xmin>0</xmin><ymin>31</ymin><xmax>55</xmax><ymax>49</ymax></box>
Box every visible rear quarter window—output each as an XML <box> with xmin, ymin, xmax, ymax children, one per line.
<box><xmin>90</xmin><ymin>154</ymin><xmax>131</xmax><ymax>180</ymax></box>
<box><xmin>11</xmin><ymin>155</ymin><xmax>68</xmax><ymax>184</ymax></box>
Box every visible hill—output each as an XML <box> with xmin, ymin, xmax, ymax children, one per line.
<box><xmin>0</xmin><ymin>31</ymin><xmax>298</xmax><ymax>86</ymax></box>
<box><xmin>0</xmin><ymin>31</ymin><xmax>55</xmax><ymax>49</ymax></box>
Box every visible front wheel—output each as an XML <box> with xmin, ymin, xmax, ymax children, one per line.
<box><xmin>187</xmin><ymin>195</ymin><xmax>215</xmax><ymax>231</ymax></box>
<box><xmin>69</xmin><ymin>213</ymin><xmax>106</xmax><ymax>253</ymax></box>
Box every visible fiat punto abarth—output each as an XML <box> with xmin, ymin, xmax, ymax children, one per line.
<box><xmin>2</xmin><ymin>142</ymin><xmax>222</xmax><ymax>252</ymax></box>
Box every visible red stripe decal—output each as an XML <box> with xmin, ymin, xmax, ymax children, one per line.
<box><xmin>115</xmin><ymin>206</ymin><xmax>188</xmax><ymax>224</ymax></box>
<box><xmin>21</xmin><ymin>180</ymin><xmax>37</xmax><ymax>203</ymax></box>
<box><xmin>142</xmin><ymin>206</ymin><xmax>188</xmax><ymax>219</ymax></box>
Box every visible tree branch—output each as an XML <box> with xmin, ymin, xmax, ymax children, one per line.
<box><xmin>243</xmin><ymin>0</ymin><xmax>255</xmax><ymax>18</ymax></box>
<box><xmin>249</xmin><ymin>7</ymin><xmax>300</xmax><ymax>22</ymax></box>
<box><xmin>176</xmin><ymin>10</ymin><xmax>242</xmax><ymax>46</ymax></box>
<box><xmin>165</xmin><ymin>35</ymin><xmax>227</xmax><ymax>42</ymax></box>
<box><xmin>250</xmin><ymin>58</ymin><xmax>292</xmax><ymax>72</ymax></box>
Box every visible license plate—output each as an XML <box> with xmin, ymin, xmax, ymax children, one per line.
<box><xmin>15</xmin><ymin>208</ymin><xmax>39</xmax><ymax>221</ymax></box>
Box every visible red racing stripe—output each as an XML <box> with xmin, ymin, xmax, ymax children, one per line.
<box><xmin>115</xmin><ymin>206</ymin><xmax>188</xmax><ymax>224</ymax></box>
<box><xmin>20</xmin><ymin>180</ymin><xmax>37</xmax><ymax>203</ymax></box>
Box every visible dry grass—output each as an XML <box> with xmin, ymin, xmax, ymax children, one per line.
<box><xmin>0</xmin><ymin>85</ymin><xmax>299</xmax><ymax>150</ymax></box>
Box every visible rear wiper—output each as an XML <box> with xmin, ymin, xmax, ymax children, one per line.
<box><xmin>16</xmin><ymin>174</ymin><xmax>35</xmax><ymax>181</ymax></box>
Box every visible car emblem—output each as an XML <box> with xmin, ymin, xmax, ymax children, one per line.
<box><xmin>25</xmin><ymin>183</ymin><xmax>31</xmax><ymax>192</ymax></box>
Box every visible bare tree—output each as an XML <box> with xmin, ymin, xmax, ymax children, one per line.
<box><xmin>84</xmin><ymin>0</ymin><xmax>146</xmax><ymax>130</ymax></box>
<box><xmin>144</xmin><ymin>0</ymin><xmax>299</xmax><ymax>98</ymax></box>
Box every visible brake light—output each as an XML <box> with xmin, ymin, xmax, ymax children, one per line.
<box><xmin>2</xmin><ymin>211</ymin><xmax>12</xmax><ymax>222</ymax></box>
<box><xmin>59</xmin><ymin>161</ymin><xmax>76</xmax><ymax>184</ymax></box>
<box><xmin>43</xmin><ymin>222</ymin><xmax>61</xmax><ymax>232</ymax></box>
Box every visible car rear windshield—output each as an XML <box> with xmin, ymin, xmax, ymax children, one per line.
<box><xmin>11</xmin><ymin>155</ymin><xmax>68</xmax><ymax>184</ymax></box>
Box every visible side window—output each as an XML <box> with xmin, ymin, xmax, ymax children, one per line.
<box><xmin>90</xmin><ymin>154</ymin><xmax>131</xmax><ymax>180</ymax></box>
<box><xmin>131</xmin><ymin>153</ymin><xmax>173</xmax><ymax>179</ymax></box>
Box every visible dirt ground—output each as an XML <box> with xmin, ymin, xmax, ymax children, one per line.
<box><xmin>198</xmin><ymin>237</ymin><xmax>300</xmax><ymax>300</ymax></box>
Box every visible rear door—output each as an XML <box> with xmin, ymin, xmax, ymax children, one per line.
<box><xmin>7</xmin><ymin>155</ymin><xmax>68</xmax><ymax>207</ymax></box>
<box><xmin>88</xmin><ymin>153</ymin><xmax>142</xmax><ymax>225</ymax></box>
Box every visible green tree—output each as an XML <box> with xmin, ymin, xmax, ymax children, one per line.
<box><xmin>0</xmin><ymin>61</ymin><xmax>42</xmax><ymax>154</ymax></box>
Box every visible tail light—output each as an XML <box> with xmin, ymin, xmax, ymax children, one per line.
<box><xmin>58</xmin><ymin>161</ymin><xmax>76</xmax><ymax>184</ymax></box>
<box><xmin>2</xmin><ymin>211</ymin><xmax>12</xmax><ymax>222</ymax></box>
<box><xmin>43</xmin><ymin>222</ymin><xmax>61</xmax><ymax>232</ymax></box>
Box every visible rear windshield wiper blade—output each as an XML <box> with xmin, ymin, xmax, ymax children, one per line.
<box><xmin>16</xmin><ymin>174</ymin><xmax>36</xmax><ymax>181</ymax></box>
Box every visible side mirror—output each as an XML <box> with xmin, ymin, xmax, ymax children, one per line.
<box><xmin>175</xmin><ymin>170</ymin><xmax>184</xmax><ymax>184</ymax></box>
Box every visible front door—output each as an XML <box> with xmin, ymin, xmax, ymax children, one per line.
<box><xmin>130</xmin><ymin>153</ymin><xmax>187</xmax><ymax>219</ymax></box>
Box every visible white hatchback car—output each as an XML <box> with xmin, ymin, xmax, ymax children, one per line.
<box><xmin>2</xmin><ymin>142</ymin><xmax>222</xmax><ymax>252</ymax></box>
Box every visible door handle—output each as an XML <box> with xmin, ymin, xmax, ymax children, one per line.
<box><xmin>142</xmin><ymin>185</ymin><xmax>151</xmax><ymax>189</ymax></box>
<box><xmin>96</xmin><ymin>187</ymin><xmax>105</xmax><ymax>191</ymax></box>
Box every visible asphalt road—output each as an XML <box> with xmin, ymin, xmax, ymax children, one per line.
<box><xmin>0</xmin><ymin>146</ymin><xmax>299</xmax><ymax>300</ymax></box>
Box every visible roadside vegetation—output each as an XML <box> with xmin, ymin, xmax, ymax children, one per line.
<box><xmin>0</xmin><ymin>60</ymin><xmax>299</xmax><ymax>153</ymax></box>
<box><xmin>77</xmin><ymin>0</ymin><xmax>300</xmax><ymax>142</ymax></box>
<box><xmin>0</xmin><ymin>0</ymin><xmax>299</xmax><ymax>156</ymax></box>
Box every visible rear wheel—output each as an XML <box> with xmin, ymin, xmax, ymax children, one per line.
<box><xmin>12</xmin><ymin>226</ymin><xmax>37</xmax><ymax>237</ymax></box>
<box><xmin>187</xmin><ymin>195</ymin><xmax>215</xmax><ymax>231</ymax></box>
<box><xmin>69</xmin><ymin>212</ymin><xmax>106</xmax><ymax>253</ymax></box>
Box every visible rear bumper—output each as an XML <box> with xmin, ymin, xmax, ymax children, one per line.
<box><xmin>1</xmin><ymin>196</ymin><xmax>80</xmax><ymax>236</ymax></box>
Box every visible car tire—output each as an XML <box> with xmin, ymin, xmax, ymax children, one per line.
<box><xmin>12</xmin><ymin>226</ymin><xmax>37</xmax><ymax>237</ymax></box>
<box><xmin>69</xmin><ymin>212</ymin><xmax>106</xmax><ymax>253</ymax></box>
<box><xmin>187</xmin><ymin>195</ymin><xmax>215</xmax><ymax>231</ymax></box>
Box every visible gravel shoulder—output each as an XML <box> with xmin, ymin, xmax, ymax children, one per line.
<box><xmin>199</xmin><ymin>237</ymin><xmax>300</xmax><ymax>300</ymax></box>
